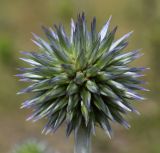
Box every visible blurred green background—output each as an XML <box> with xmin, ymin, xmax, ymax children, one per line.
<box><xmin>0</xmin><ymin>0</ymin><xmax>160</xmax><ymax>153</ymax></box>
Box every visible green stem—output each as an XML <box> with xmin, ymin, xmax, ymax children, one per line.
<box><xmin>74</xmin><ymin>125</ymin><xmax>91</xmax><ymax>153</ymax></box>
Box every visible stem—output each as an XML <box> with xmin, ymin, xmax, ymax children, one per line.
<box><xmin>74</xmin><ymin>124</ymin><xmax>91</xmax><ymax>153</ymax></box>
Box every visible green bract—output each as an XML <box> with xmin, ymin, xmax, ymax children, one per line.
<box><xmin>17</xmin><ymin>13</ymin><xmax>147</xmax><ymax>138</ymax></box>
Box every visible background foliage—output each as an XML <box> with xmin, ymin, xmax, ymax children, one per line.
<box><xmin>0</xmin><ymin>0</ymin><xmax>159</xmax><ymax>153</ymax></box>
<box><xmin>11</xmin><ymin>140</ymin><xmax>51</xmax><ymax>153</ymax></box>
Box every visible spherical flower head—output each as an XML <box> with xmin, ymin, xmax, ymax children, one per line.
<box><xmin>17</xmin><ymin>13</ymin><xmax>148</xmax><ymax>138</ymax></box>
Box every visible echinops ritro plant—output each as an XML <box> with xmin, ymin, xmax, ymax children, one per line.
<box><xmin>17</xmin><ymin>13</ymin><xmax>148</xmax><ymax>153</ymax></box>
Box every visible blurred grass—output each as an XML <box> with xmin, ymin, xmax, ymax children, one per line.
<box><xmin>11</xmin><ymin>140</ymin><xmax>49</xmax><ymax>153</ymax></box>
<box><xmin>0</xmin><ymin>0</ymin><xmax>160</xmax><ymax>153</ymax></box>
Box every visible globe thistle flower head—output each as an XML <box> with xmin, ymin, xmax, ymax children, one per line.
<box><xmin>17</xmin><ymin>13</ymin><xmax>147</xmax><ymax>138</ymax></box>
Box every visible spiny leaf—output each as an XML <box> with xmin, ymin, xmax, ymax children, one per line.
<box><xmin>95</xmin><ymin>26</ymin><xmax>118</xmax><ymax>69</ymax></box>
<box><xmin>99</xmin><ymin>16</ymin><xmax>112</xmax><ymax>41</ymax></box>
<box><xmin>32</xmin><ymin>33</ymin><xmax>53</xmax><ymax>54</ymax></box>
<box><xmin>20</xmin><ymin>51</ymin><xmax>58</xmax><ymax>66</ymax></box>
<box><xmin>96</xmin><ymin>71</ymin><xmax>112</xmax><ymax>82</ymax></box>
<box><xmin>17</xmin><ymin>79</ymin><xmax>51</xmax><ymax>94</ymax></box>
<box><xmin>19</xmin><ymin>58</ymin><xmax>41</xmax><ymax>66</ymax></box>
<box><xmin>66</xmin><ymin>81</ymin><xmax>79</xmax><ymax>95</ymax></box>
<box><xmin>61</xmin><ymin>64</ymin><xmax>75</xmax><ymax>76</ymax></box>
<box><xmin>110</xmin><ymin>110</ymin><xmax>131</xmax><ymax>129</ymax></box>
<box><xmin>75</xmin><ymin>49</ymin><xmax>87</xmax><ymax>70</ymax></box>
<box><xmin>88</xmin><ymin>36</ymin><xmax>101</xmax><ymax>64</ymax></box>
<box><xmin>81</xmin><ymin>88</ymin><xmax>91</xmax><ymax>110</ymax></box>
<box><xmin>91</xmin><ymin>17</ymin><xmax>97</xmax><ymax>43</ymax></box>
<box><xmin>96</xmin><ymin>112</ymin><xmax>112</xmax><ymax>138</ymax></box>
<box><xmin>85</xmin><ymin>66</ymin><xmax>99</xmax><ymax>77</ymax></box>
<box><xmin>70</xmin><ymin>19</ymin><xmax>75</xmax><ymax>43</ymax></box>
<box><xmin>42</xmin><ymin>25</ymin><xmax>58</xmax><ymax>42</ymax></box>
<box><xmin>81</xmin><ymin>101</ymin><xmax>89</xmax><ymax>126</ymax></box>
<box><xmin>93</xmin><ymin>94</ymin><xmax>113</xmax><ymax>120</ymax></box>
<box><xmin>67</xmin><ymin>94</ymin><xmax>79</xmax><ymax>112</ymax></box>
<box><xmin>74</xmin><ymin>72</ymin><xmax>86</xmax><ymax>84</ymax></box>
<box><xmin>50</xmin><ymin>44</ymin><xmax>70</xmax><ymax>63</ymax></box>
<box><xmin>54</xmin><ymin>25</ymin><xmax>70</xmax><ymax>50</ymax></box>
<box><xmin>53</xmin><ymin>109</ymin><xmax>66</xmax><ymax>132</ymax></box>
<box><xmin>51</xmin><ymin>74</ymin><xmax>69</xmax><ymax>85</ymax></box>
<box><xmin>109</xmin><ymin>31</ymin><xmax>133</xmax><ymax>52</ymax></box>
<box><xmin>86</xmin><ymin>80</ymin><xmax>99</xmax><ymax>93</ymax></box>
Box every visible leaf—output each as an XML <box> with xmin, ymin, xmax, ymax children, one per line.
<box><xmin>32</xmin><ymin>33</ymin><xmax>53</xmax><ymax>53</ymax></box>
<box><xmin>16</xmin><ymin>73</ymin><xmax>43</xmax><ymax>79</ymax></box>
<box><xmin>50</xmin><ymin>44</ymin><xmax>70</xmax><ymax>63</ymax></box>
<box><xmin>99</xmin><ymin>84</ymin><xmax>132</xmax><ymax>112</ymax></box>
<box><xmin>123</xmin><ymin>83</ymin><xmax>149</xmax><ymax>91</ymax></box>
<box><xmin>99</xmin><ymin>84</ymin><xmax>117</xmax><ymax>98</ymax></box>
<box><xmin>94</xmin><ymin>26</ymin><xmax>118</xmax><ymax>69</ymax></box>
<box><xmin>66</xmin><ymin>112</ymin><xmax>80</xmax><ymax>137</ymax></box>
<box><xmin>75</xmin><ymin>48</ymin><xmax>87</xmax><ymax>70</ymax></box>
<box><xmin>27</xmin><ymin>102</ymin><xmax>56</xmax><ymax>122</ymax></box>
<box><xmin>26</xmin><ymin>97</ymin><xmax>60</xmax><ymax>121</ymax></box>
<box><xmin>107</xmin><ymin>80</ymin><xmax>127</xmax><ymax>92</ymax></box>
<box><xmin>93</xmin><ymin>94</ymin><xmax>113</xmax><ymax>120</ymax></box>
<box><xmin>53</xmin><ymin>109</ymin><xmax>66</xmax><ymax>132</ymax></box>
<box><xmin>67</xmin><ymin>95</ymin><xmax>79</xmax><ymax>112</ymax></box>
<box><xmin>41</xmin><ymin>25</ymin><xmax>58</xmax><ymax>42</ymax></box>
<box><xmin>85</xmin><ymin>66</ymin><xmax>99</xmax><ymax>77</ymax></box>
<box><xmin>96</xmin><ymin>71</ymin><xmax>112</xmax><ymax>82</ymax></box>
<box><xmin>98</xmin><ymin>26</ymin><xmax>118</xmax><ymax>57</ymax></box>
<box><xmin>49</xmin><ymin>97</ymin><xmax>68</xmax><ymax>116</ymax></box>
<box><xmin>66</xmin><ymin>81</ymin><xmax>79</xmax><ymax>95</ymax></box>
<box><xmin>109</xmin><ymin>31</ymin><xmax>133</xmax><ymax>52</ymax></box>
<box><xmin>81</xmin><ymin>88</ymin><xmax>91</xmax><ymax>110</ymax></box>
<box><xmin>51</xmin><ymin>74</ymin><xmax>69</xmax><ymax>85</ymax></box>
<box><xmin>89</xmin><ymin>112</ymin><xmax>96</xmax><ymax>135</ymax></box>
<box><xmin>66</xmin><ymin>110</ymin><xmax>74</xmax><ymax>124</ymax></box>
<box><xmin>42</xmin><ymin>112</ymin><xmax>59</xmax><ymax>134</ymax></box>
<box><xmin>109</xmin><ymin>50</ymin><xmax>140</xmax><ymax>65</ymax></box>
<box><xmin>61</xmin><ymin>64</ymin><xmax>76</xmax><ymax>76</ymax></box>
<box><xmin>46</xmin><ymin>85</ymin><xmax>66</xmax><ymax>98</ymax></box>
<box><xmin>110</xmin><ymin>110</ymin><xmax>131</xmax><ymax>129</ymax></box>
<box><xmin>18</xmin><ymin>66</ymin><xmax>62</xmax><ymax>77</ymax></box>
<box><xmin>19</xmin><ymin>58</ymin><xmax>41</xmax><ymax>66</ymax></box>
<box><xmin>20</xmin><ymin>51</ymin><xmax>58</xmax><ymax>66</ymax></box>
<box><xmin>102</xmin><ymin>118</ymin><xmax>112</xmax><ymax>139</ymax></box>
<box><xmin>81</xmin><ymin>101</ymin><xmax>89</xmax><ymax>126</ymax></box>
<box><xmin>70</xmin><ymin>19</ymin><xmax>75</xmax><ymax>43</ymax></box>
<box><xmin>66</xmin><ymin>121</ymin><xmax>74</xmax><ymax>137</ymax></box>
<box><xmin>124</xmin><ymin>90</ymin><xmax>145</xmax><ymax>100</ymax></box>
<box><xmin>86</xmin><ymin>80</ymin><xmax>99</xmax><ymax>93</ymax></box>
<box><xmin>17</xmin><ymin>79</ymin><xmax>51</xmax><ymax>94</ymax></box>
<box><xmin>104</xmin><ymin>66</ymin><xmax>129</xmax><ymax>75</ymax></box>
<box><xmin>54</xmin><ymin>25</ymin><xmax>70</xmax><ymax>49</ymax></box>
<box><xmin>74</xmin><ymin>72</ymin><xmax>86</xmax><ymax>84</ymax></box>
<box><xmin>96</xmin><ymin>112</ymin><xmax>112</xmax><ymax>138</ymax></box>
<box><xmin>112</xmin><ymin>99</ymin><xmax>132</xmax><ymax>112</ymax></box>
<box><xmin>99</xmin><ymin>16</ymin><xmax>112</xmax><ymax>41</ymax></box>
<box><xmin>49</xmin><ymin>27</ymin><xmax>59</xmax><ymax>40</ymax></box>
<box><xmin>113</xmin><ymin>50</ymin><xmax>139</xmax><ymax>61</ymax></box>
<box><xmin>77</xmin><ymin>13</ymin><xmax>87</xmax><ymax>52</ymax></box>
<box><xmin>91</xmin><ymin>17</ymin><xmax>97</xmax><ymax>43</ymax></box>
<box><xmin>21</xmin><ymin>86</ymin><xmax>66</xmax><ymax>108</ymax></box>
<box><xmin>119</xmin><ymin>97</ymin><xmax>140</xmax><ymax>115</ymax></box>
<box><xmin>88</xmin><ymin>36</ymin><xmax>101</xmax><ymax>64</ymax></box>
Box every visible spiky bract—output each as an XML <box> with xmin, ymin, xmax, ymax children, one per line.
<box><xmin>17</xmin><ymin>13</ymin><xmax>147</xmax><ymax>138</ymax></box>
